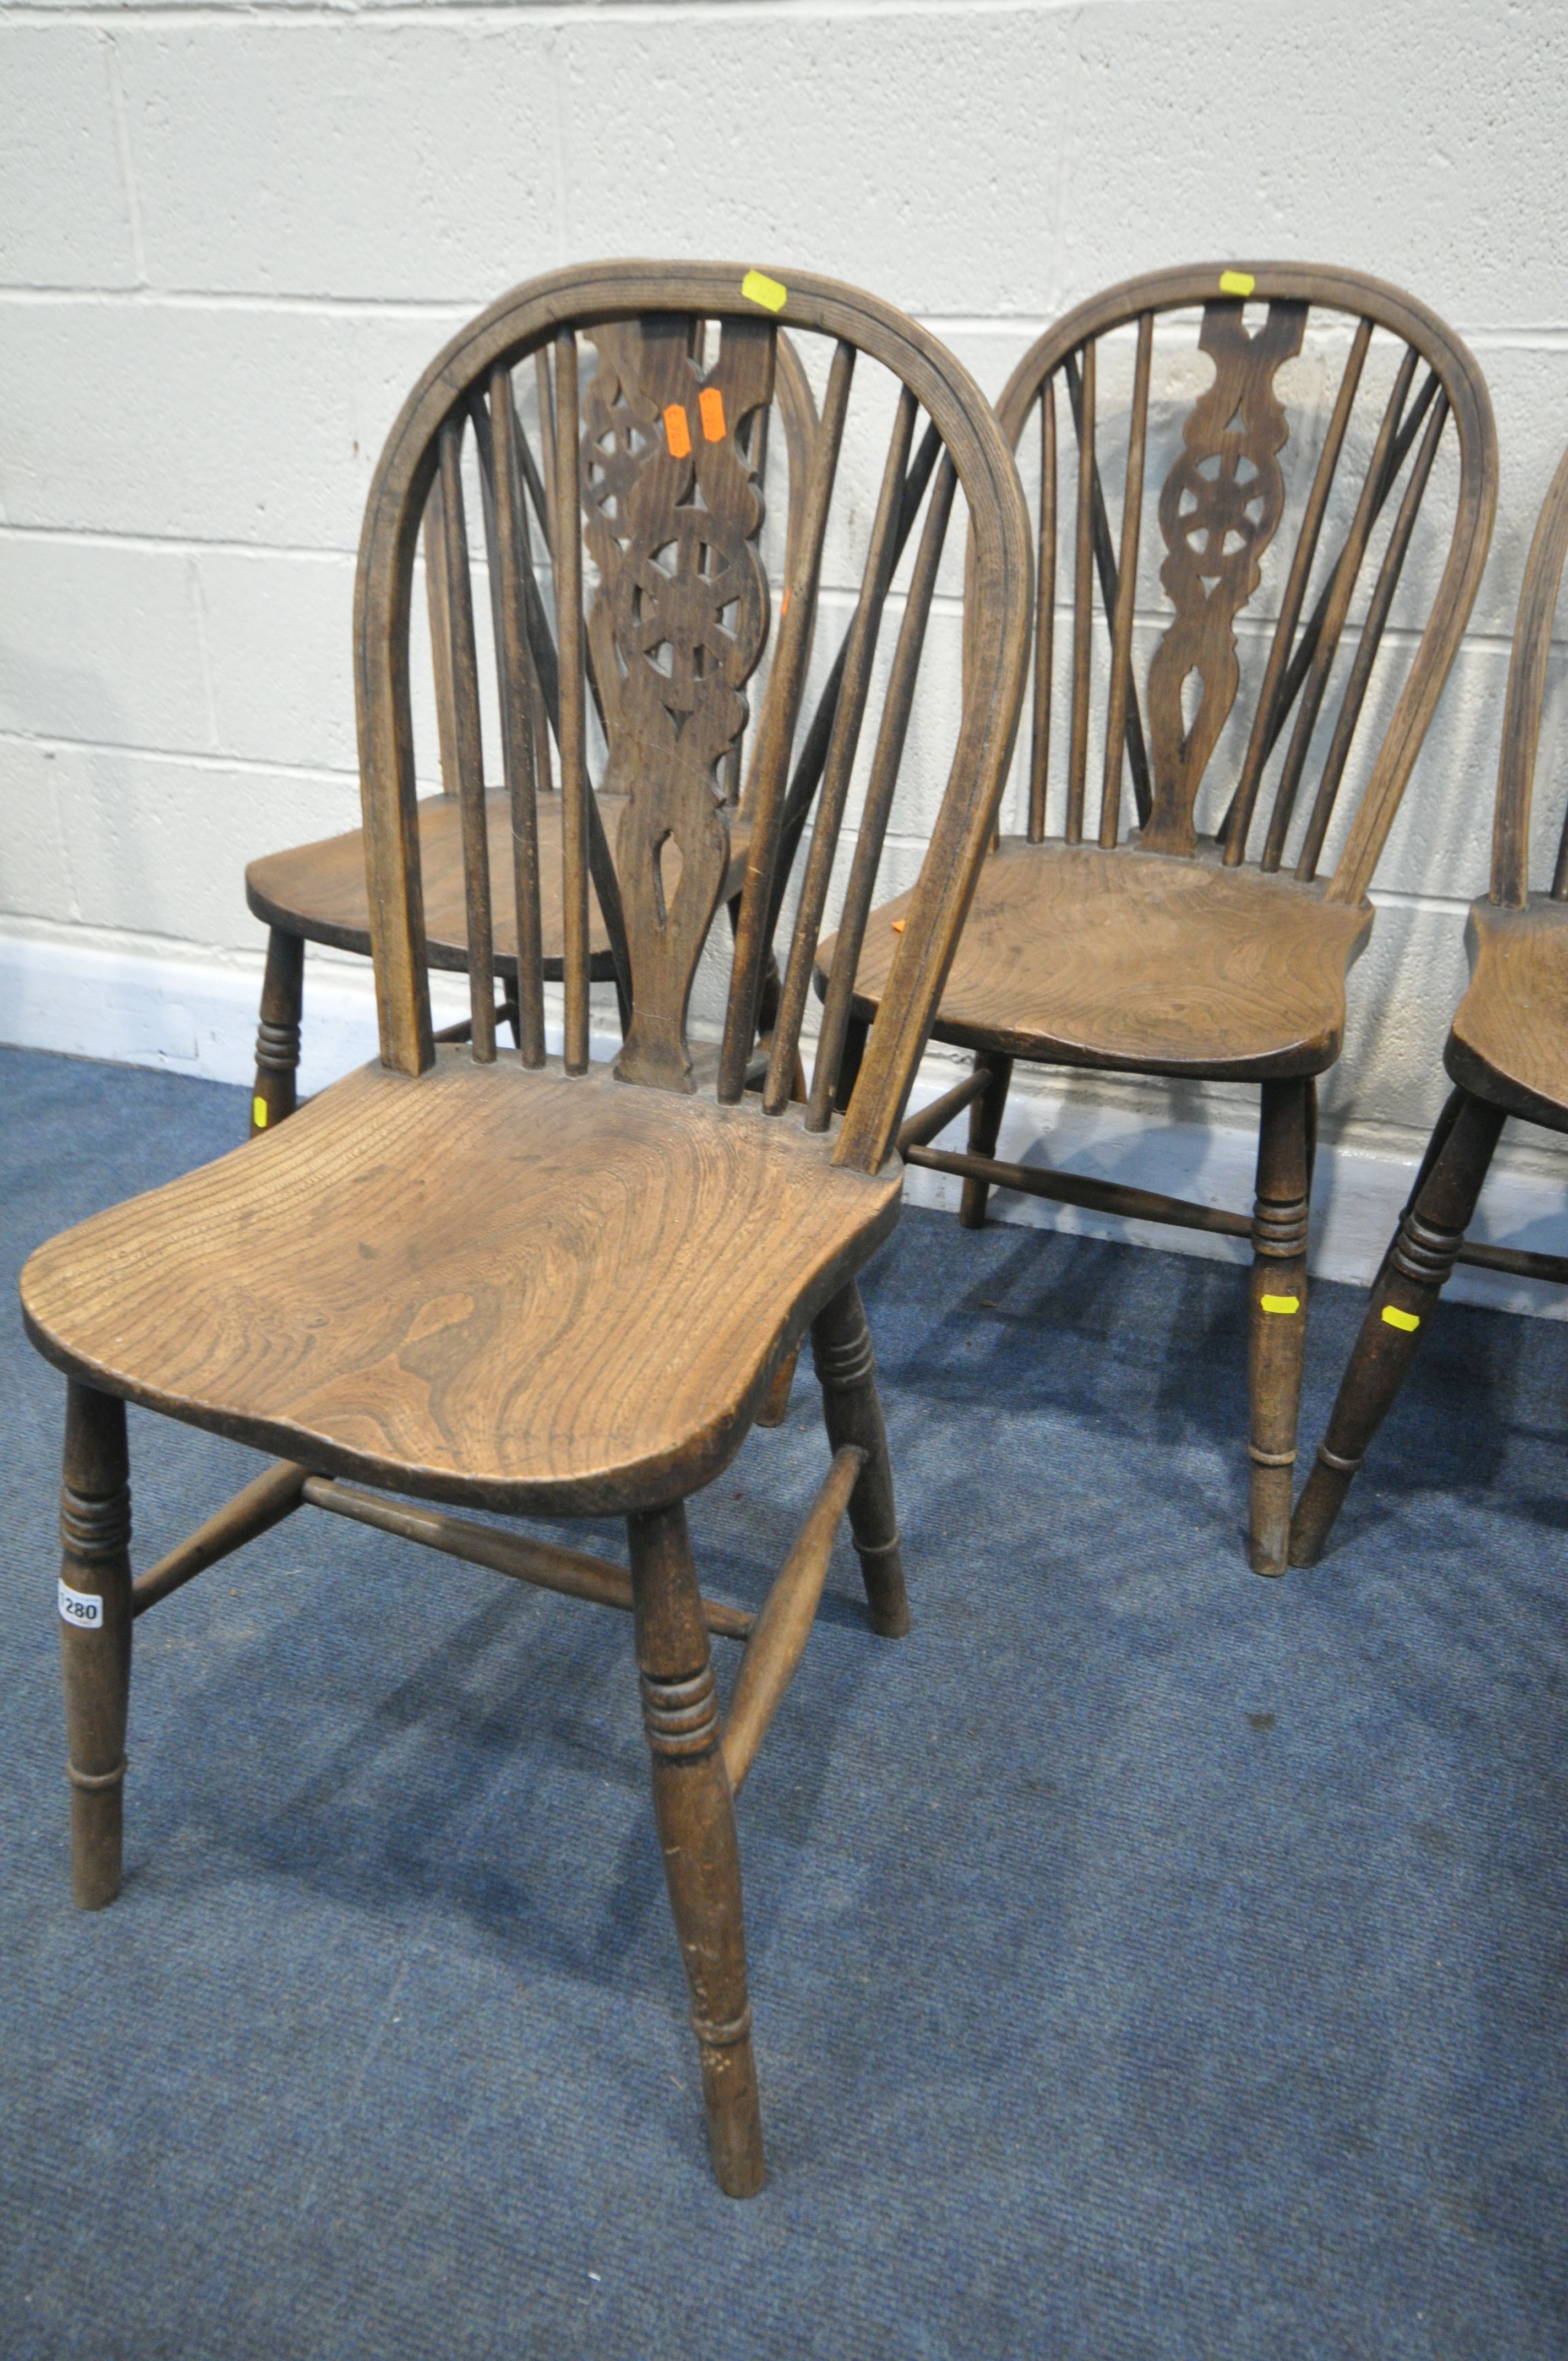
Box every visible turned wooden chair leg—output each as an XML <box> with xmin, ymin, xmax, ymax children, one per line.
<box><xmin>755</xmin><ymin>1345</ymin><xmax>798</xmax><ymax>1429</ymax></box>
<box><xmin>627</xmin><ymin>1500</ymin><xmax>765</xmax><ymax>2199</ymax></box>
<box><xmin>1248</xmin><ymin>1078</ymin><xmax>1314</xmax><ymax>1577</ymax></box>
<box><xmin>251</xmin><ymin>927</ymin><xmax>305</xmax><ymax>1138</ymax></box>
<box><xmin>959</xmin><ymin>1051</ymin><xmax>1014</xmax><ymax>1229</ymax></box>
<box><xmin>58</xmin><ymin>1381</ymin><xmax>134</xmax><ymax>1910</ymax></box>
<box><xmin>809</xmin><ymin>1281</ymin><xmax>910</xmax><ymax>1636</ymax></box>
<box><xmin>1289</xmin><ymin>1088</ymin><xmax>1506</xmax><ymax>1566</ymax></box>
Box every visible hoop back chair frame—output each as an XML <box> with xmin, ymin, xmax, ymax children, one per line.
<box><xmin>884</xmin><ymin>261</ymin><xmax>1497</xmax><ymax>1574</ymax></box>
<box><xmin>243</xmin><ymin>329</ymin><xmax>821</xmax><ymax>1133</ymax></box>
<box><xmin>20</xmin><ymin>260</ymin><xmax>1033</xmax><ymax>2198</ymax></box>
<box><xmin>1292</xmin><ymin>437</ymin><xmax>1568</xmax><ymax>1563</ymax></box>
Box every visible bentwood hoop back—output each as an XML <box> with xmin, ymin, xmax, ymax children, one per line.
<box><xmin>852</xmin><ymin>263</ymin><xmax>1496</xmax><ymax>1573</ymax></box>
<box><xmin>1291</xmin><ymin>437</ymin><xmax>1568</xmax><ymax>1563</ymax></box>
<box><xmin>242</xmin><ymin>332</ymin><xmax>820</xmax><ymax>1131</ymax></box>
<box><xmin>20</xmin><ymin>261</ymin><xmax>1032</xmax><ymax>2197</ymax></box>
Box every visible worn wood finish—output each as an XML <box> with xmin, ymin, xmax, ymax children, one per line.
<box><xmin>830</xmin><ymin>840</ymin><xmax>1374</xmax><ymax>1080</ymax></box>
<box><xmin>23</xmin><ymin>263</ymin><xmax>1033</xmax><ymax>2194</ymax></box>
<box><xmin>629</xmin><ymin>1499</ymin><xmax>764</xmax><ymax>2196</ymax></box>
<box><xmin>24</xmin><ymin>1054</ymin><xmax>905</xmax><ymax>1519</ymax></box>
<box><xmin>250</xmin><ymin>926</ymin><xmax>304</xmax><ymax>1136</ymax></box>
<box><xmin>58</xmin><ymin>1381</ymin><xmax>133</xmax><ymax>1909</ymax></box>
<box><xmin>831</xmin><ymin>263</ymin><xmax>1494</xmax><ymax>1570</ymax></box>
<box><xmin>1290</xmin><ymin>439</ymin><xmax>1568</xmax><ymax>1563</ymax></box>
<box><xmin>1248</xmin><ymin>1078</ymin><xmax>1313</xmax><ymax>1575</ymax></box>
<box><xmin>247</xmin><ymin>788</ymin><xmax>728</xmax><ymax>981</ymax></box>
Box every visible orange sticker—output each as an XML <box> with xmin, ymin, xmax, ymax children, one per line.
<box><xmin>699</xmin><ymin>387</ymin><xmax>726</xmax><ymax>442</ymax></box>
<box><xmin>780</xmin><ymin>585</ymin><xmax>791</xmax><ymax>618</ymax></box>
<box><xmin>891</xmin><ymin>920</ymin><xmax>905</xmax><ymax>933</ymax></box>
<box><xmin>663</xmin><ymin>404</ymin><xmax>692</xmax><ymax>459</ymax></box>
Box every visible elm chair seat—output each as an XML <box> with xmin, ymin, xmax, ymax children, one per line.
<box><xmin>23</xmin><ymin>1053</ymin><xmax>898</xmax><ymax>1517</ymax></box>
<box><xmin>1445</xmin><ymin>898</ymin><xmax>1568</xmax><ymax>1130</ymax></box>
<box><xmin>830</xmin><ymin>836</ymin><xmax>1374</xmax><ymax>1080</ymax></box>
<box><xmin>246</xmin><ymin>786</ymin><xmax>754</xmax><ymax>981</ymax></box>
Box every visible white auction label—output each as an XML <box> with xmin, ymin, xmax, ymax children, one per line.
<box><xmin>58</xmin><ymin>1579</ymin><xmax>104</xmax><ymax>1630</ymax></box>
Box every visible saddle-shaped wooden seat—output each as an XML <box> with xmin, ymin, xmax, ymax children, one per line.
<box><xmin>1446</xmin><ymin>899</ymin><xmax>1568</xmax><ymax>1131</ymax></box>
<box><xmin>247</xmin><ymin>789</ymin><xmax>670</xmax><ymax>978</ymax></box>
<box><xmin>23</xmin><ymin>1054</ymin><xmax>898</xmax><ymax>1516</ymax></box>
<box><xmin>836</xmin><ymin>838</ymin><xmax>1373</xmax><ymax>1080</ymax></box>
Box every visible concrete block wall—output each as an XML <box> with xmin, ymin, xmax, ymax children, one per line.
<box><xmin>4</xmin><ymin>0</ymin><xmax>1568</xmax><ymax>1309</ymax></box>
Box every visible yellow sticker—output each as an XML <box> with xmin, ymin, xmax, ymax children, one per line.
<box><xmin>742</xmin><ymin>269</ymin><xmax>788</xmax><ymax>314</ymax></box>
<box><xmin>1382</xmin><ymin>1304</ymin><xmax>1421</xmax><ymax>1332</ymax></box>
<box><xmin>1219</xmin><ymin>269</ymin><xmax>1256</xmax><ymax>297</ymax></box>
<box><xmin>1260</xmin><ymin>1293</ymin><xmax>1299</xmax><ymax>1315</ymax></box>
<box><xmin>252</xmin><ymin>1096</ymin><xmax>268</xmax><ymax>1130</ymax></box>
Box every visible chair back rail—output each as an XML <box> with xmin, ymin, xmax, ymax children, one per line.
<box><xmin>353</xmin><ymin>262</ymin><xmax>1032</xmax><ymax>1175</ymax></box>
<box><xmin>1490</xmin><ymin>442</ymin><xmax>1568</xmax><ymax>906</ymax></box>
<box><xmin>994</xmin><ymin>263</ymin><xmax>1496</xmax><ymax>906</ymax></box>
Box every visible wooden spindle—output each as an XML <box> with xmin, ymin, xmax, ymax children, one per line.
<box><xmin>552</xmin><ymin>325</ymin><xmax>590</xmax><ymax>1074</ymax></box>
<box><xmin>436</xmin><ymin>412</ymin><xmax>496</xmax><ymax>1061</ymax></box>
<box><xmin>1066</xmin><ymin>340</ymin><xmax>1096</xmax><ymax>845</ymax></box>
<box><xmin>533</xmin><ymin>346</ymin><xmax>557</xmax><ymax>543</ymax></box>
<box><xmin>808</xmin><ymin>455</ymin><xmax>958</xmax><ymax>1131</ymax></box>
<box><xmin>760</xmin><ymin>422</ymin><xmax>943</xmax><ymax>946</ymax></box>
<box><xmin>423</xmin><ymin>485</ymin><xmax>461</xmax><ymax>800</ymax></box>
<box><xmin>1029</xmin><ymin>379</ymin><xmax>1057</xmax><ymax>842</ymax></box>
<box><xmin>490</xmin><ymin>362</ymin><xmax>548</xmax><ymax>1066</ymax></box>
<box><xmin>718</xmin><ymin>339</ymin><xmax>855</xmax><ymax>1104</ymax></box>
<box><xmin>1229</xmin><ymin>317</ymin><xmax>1372</xmax><ymax>867</ymax></box>
<box><xmin>1099</xmin><ymin>315</ymin><xmax>1152</xmax><ymax>850</ymax></box>
<box><xmin>1294</xmin><ymin>390</ymin><xmax>1449</xmax><ymax>881</ymax></box>
<box><xmin>763</xmin><ymin>388</ymin><xmax>918</xmax><ymax>1115</ymax></box>
<box><xmin>1265</xmin><ymin>345</ymin><xmax>1421</xmax><ymax>870</ymax></box>
<box><xmin>1063</xmin><ymin>347</ymin><xmax>1152</xmax><ymax>825</ymax></box>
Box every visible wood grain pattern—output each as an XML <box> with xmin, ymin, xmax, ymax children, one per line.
<box><xmin>247</xmin><ymin>788</ymin><xmax>752</xmax><ymax>981</ymax></box>
<box><xmin>21</xmin><ymin>1053</ymin><xmax>901</xmax><ymax>1519</ymax></box>
<box><xmin>827</xmin><ymin>837</ymin><xmax>1373</xmax><ymax>1080</ymax></box>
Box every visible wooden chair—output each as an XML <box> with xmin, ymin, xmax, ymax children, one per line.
<box><xmin>828</xmin><ymin>263</ymin><xmax>1497</xmax><ymax>1574</ymax></box>
<box><xmin>243</xmin><ymin>331</ymin><xmax>819</xmax><ymax>1135</ymax></box>
<box><xmin>19</xmin><ymin>262</ymin><xmax>1031</xmax><ymax>2197</ymax></box>
<box><xmin>1290</xmin><ymin>440</ymin><xmax>1568</xmax><ymax>1563</ymax></box>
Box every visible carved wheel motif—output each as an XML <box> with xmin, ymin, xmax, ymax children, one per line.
<box><xmin>579</xmin><ymin>315</ymin><xmax>775</xmax><ymax>1089</ymax></box>
<box><xmin>1143</xmin><ymin>299</ymin><xmax>1306</xmax><ymax>854</ymax></box>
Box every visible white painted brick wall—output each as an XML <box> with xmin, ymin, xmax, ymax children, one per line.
<box><xmin>3</xmin><ymin>0</ymin><xmax>1568</xmax><ymax>1309</ymax></box>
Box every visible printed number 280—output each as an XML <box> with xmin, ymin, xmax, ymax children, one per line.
<box><xmin>58</xmin><ymin>1580</ymin><xmax>104</xmax><ymax>1629</ymax></box>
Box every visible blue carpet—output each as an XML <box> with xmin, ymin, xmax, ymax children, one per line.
<box><xmin>1</xmin><ymin>1043</ymin><xmax>1564</xmax><ymax>2359</ymax></box>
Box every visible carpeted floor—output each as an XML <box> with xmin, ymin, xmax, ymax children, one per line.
<box><xmin>1</xmin><ymin>1043</ymin><xmax>1564</xmax><ymax>2359</ymax></box>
